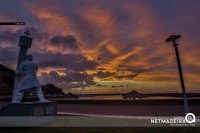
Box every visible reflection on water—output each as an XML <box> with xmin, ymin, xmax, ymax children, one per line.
<box><xmin>79</xmin><ymin>95</ymin><xmax>200</xmax><ymax>100</ymax></box>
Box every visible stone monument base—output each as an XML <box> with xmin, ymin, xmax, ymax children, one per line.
<box><xmin>0</xmin><ymin>101</ymin><xmax>57</xmax><ymax>116</ymax></box>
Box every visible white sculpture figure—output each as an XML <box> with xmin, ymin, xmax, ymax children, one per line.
<box><xmin>14</xmin><ymin>54</ymin><xmax>49</xmax><ymax>103</ymax></box>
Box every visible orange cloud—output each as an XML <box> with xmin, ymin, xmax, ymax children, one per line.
<box><xmin>20</xmin><ymin>1</ymin><xmax>200</xmax><ymax>92</ymax></box>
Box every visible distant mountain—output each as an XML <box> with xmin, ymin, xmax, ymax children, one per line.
<box><xmin>0</xmin><ymin>64</ymin><xmax>15</xmax><ymax>95</ymax></box>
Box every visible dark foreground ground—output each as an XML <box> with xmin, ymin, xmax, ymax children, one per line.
<box><xmin>0</xmin><ymin>100</ymin><xmax>200</xmax><ymax>132</ymax></box>
<box><xmin>1</xmin><ymin>99</ymin><xmax>200</xmax><ymax>116</ymax></box>
<box><xmin>0</xmin><ymin>127</ymin><xmax>200</xmax><ymax>133</ymax></box>
<box><xmin>57</xmin><ymin>104</ymin><xmax>200</xmax><ymax>116</ymax></box>
<box><xmin>55</xmin><ymin>99</ymin><xmax>200</xmax><ymax>116</ymax></box>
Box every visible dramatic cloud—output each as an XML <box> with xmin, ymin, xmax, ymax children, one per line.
<box><xmin>93</xmin><ymin>71</ymin><xmax>116</xmax><ymax>78</ymax></box>
<box><xmin>0</xmin><ymin>47</ymin><xmax>18</xmax><ymax>66</ymax></box>
<box><xmin>39</xmin><ymin>70</ymin><xmax>96</xmax><ymax>90</ymax></box>
<box><xmin>96</xmin><ymin>44</ymin><xmax>117</xmax><ymax>63</ymax></box>
<box><xmin>0</xmin><ymin>30</ymin><xmax>19</xmax><ymax>44</ymax></box>
<box><xmin>114</xmin><ymin>73</ymin><xmax>139</xmax><ymax>79</ymax></box>
<box><xmin>50</xmin><ymin>35</ymin><xmax>79</xmax><ymax>51</ymax></box>
<box><xmin>0</xmin><ymin>27</ymin><xmax>44</xmax><ymax>45</ymax></box>
<box><xmin>1</xmin><ymin>0</ymin><xmax>200</xmax><ymax>92</ymax></box>
<box><xmin>118</xmin><ymin>65</ymin><xmax>149</xmax><ymax>73</ymax></box>
<box><xmin>34</xmin><ymin>52</ymin><xmax>99</xmax><ymax>71</ymax></box>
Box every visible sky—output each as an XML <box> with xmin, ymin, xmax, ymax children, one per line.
<box><xmin>0</xmin><ymin>0</ymin><xmax>200</xmax><ymax>94</ymax></box>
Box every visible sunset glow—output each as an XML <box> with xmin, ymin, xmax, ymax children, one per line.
<box><xmin>0</xmin><ymin>0</ymin><xmax>200</xmax><ymax>94</ymax></box>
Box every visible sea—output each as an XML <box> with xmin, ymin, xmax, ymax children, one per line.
<box><xmin>78</xmin><ymin>95</ymin><xmax>200</xmax><ymax>100</ymax></box>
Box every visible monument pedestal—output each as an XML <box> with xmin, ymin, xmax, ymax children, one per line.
<box><xmin>0</xmin><ymin>102</ymin><xmax>57</xmax><ymax>116</ymax></box>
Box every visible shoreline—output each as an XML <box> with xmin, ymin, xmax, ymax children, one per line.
<box><xmin>0</xmin><ymin>99</ymin><xmax>200</xmax><ymax>105</ymax></box>
<box><xmin>53</xmin><ymin>99</ymin><xmax>200</xmax><ymax>105</ymax></box>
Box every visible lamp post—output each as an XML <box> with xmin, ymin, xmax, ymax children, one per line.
<box><xmin>166</xmin><ymin>35</ymin><xmax>189</xmax><ymax>113</ymax></box>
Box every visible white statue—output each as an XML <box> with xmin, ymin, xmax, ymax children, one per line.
<box><xmin>14</xmin><ymin>54</ymin><xmax>49</xmax><ymax>103</ymax></box>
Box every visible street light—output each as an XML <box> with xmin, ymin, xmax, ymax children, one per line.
<box><xmin>166</xmin><ymin>35</ymin><xmax>189</xmax><ymax>114</ymax></box>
